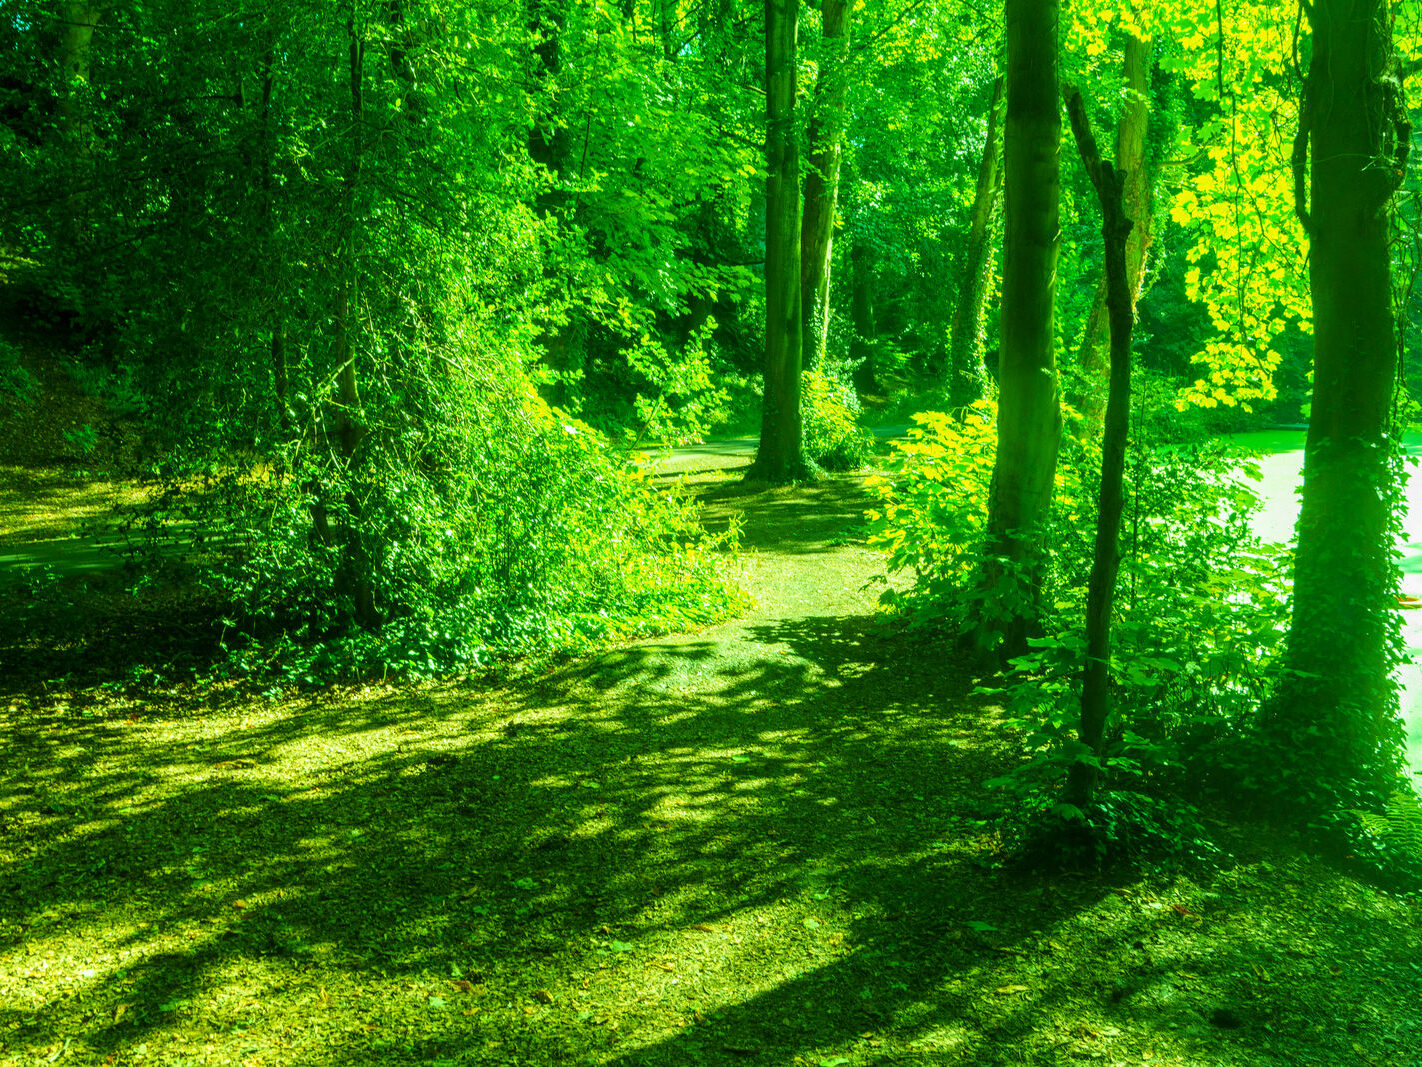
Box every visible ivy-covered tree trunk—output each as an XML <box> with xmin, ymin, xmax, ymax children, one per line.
<box><xmin>1271</xmin><ymin>0</ymin><xmax>1405</xmax><ymax>799</ymax></box>
<box><xmin>1070</xmin><ymin>31</ymin><xmax>1153</xmax><ymax>433</ymax></box>
<box><xmin>748</xmin><ymin>0</ymin><xmax>812</xmax><ymax>483</ymax></box>
<box><xmin>945</xmin><ymin>72</ymin><xmax>1005</xmax><ymax>409</ymax></box>
<box><xmin>978</xmin><ymin>0</ymin><xmax>1063</xmax><ymax>659</ymax></box>
<box><xmin>799</xmin><ymin>0</ymin><xmax>849</xmax><ymax>372</ymax></box>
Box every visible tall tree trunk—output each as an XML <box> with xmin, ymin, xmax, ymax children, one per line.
<box><xmin>55</xmin><ymin>1</ymin><xmax>103</xmax><ymax>255</ymax></box>
<box><xmin>799</xmin><ymin>0</ymin><xmax>850</xmax><ymax>372</ymax></box>
<box><xmin>1062</xmin><ymin>86</ymin><xmax>1134</xmax><ymax>813</ymax></box>
<box><xmin>1070</xmin><ymin>31</ymin><xmax>1153</xmax><ymax>432</ymax></box>
<box><xmin>748</xmin><ymin>0</ymin><xmax>811</xmax><ymax>483</ymax></box>
<box><xmin>977</xmin><ymin>0</ymin><xmax>1063</xmax><ymax>660</ymax></box>
<box><xmin>945</xmin><ymin>72</ymin><xmax>1006</xmax><ymax>409</ymax></box>
<box><xmin>1271</xmin><ymin>0</ymin><xmax>1405</xmax><ymax>799</ymax></box>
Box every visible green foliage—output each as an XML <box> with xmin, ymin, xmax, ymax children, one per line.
<box><xmin>64</xmin><ymin>356</ymin><xmax>149</xmax><ymax>420</ymax></box>
<box><xmin>866</xmin><ymin>401</ymin><xmax>997</xmax><ymax>623</ymax></box>
<box><xmin>801</xmin><ymin>369</ymin><xmax>874</xmax><ymax>471</ymax></box>
<box><xmin>983</xmin><ymin>443</ymin><xmax>1291</xmax><ymax>792</ymax></box>
<box><xmin>872</xmin><ymin>402</ymin><xmax>1294</xmax><ymax>844</ymax></box>
<box><xmin>61</xmin><ymin>423</ymin><xmax>98</xmax><ymax>457</ymax></box>
<box><xmin>1354</xmin><ymin>792</ymin><xmax>1422</xmax><ymax>857</ymax></box>
<box><xmin>140</xmin><ymin>369</ymin><xmax>744</xmax><ymax>684</ymax></box>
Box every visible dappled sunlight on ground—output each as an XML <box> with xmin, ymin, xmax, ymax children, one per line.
<box><xmin>3</xmin><ymin>470</ymin><xmax>1421</xmax><ymax>1065</ymax></box>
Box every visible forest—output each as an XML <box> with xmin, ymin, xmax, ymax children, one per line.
<box><xmin>3</xmin><ymin>0</ymin><xmax>1422</xmax><ymax>1063</ymax></box>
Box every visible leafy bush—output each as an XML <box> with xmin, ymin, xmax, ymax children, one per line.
<box><xmin>802</xmin><ymin>369</ymin><xmax>874</xmax><ymax>471</ymax></box>
<box><xmin>865</xmin><ymin>402</ymin><xmax>997</xmax><ymax>624</ymax></box>
<box><xmin>139</xmin><ymin>360</ymin><xmax>745</xmax><ymax>685</ymax></box>
<box><xmin>977</xmin><ymin>442</ymin><xmax>1291</xmax><ymax>797</ymax></box>
<box><xmin>870</xmin><ymin>405</ymin><xmax>1294</xmax><ymax>850</ymax></box>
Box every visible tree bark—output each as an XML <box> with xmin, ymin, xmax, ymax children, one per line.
<box><xmin>978</xmin><ymin>0</ymin><xmax>1063</xmax><ymax>659</ymax></box>
<box><xmin>1271</xmin><ymin>0</ymin><xmax>1405</xmax><ymax>798</ymax></box>
<box><xmin>799</xmin><ymin>0</ymin><xmax>850</xmax><ymax>372</ymax></box>
<box><xmin>748</xmin><ymin>0</ymin><xmax>812</xmax><ymax>483</ymax></box>
<box><xmin>1070</xmin><ymin>31</ymin><xmax>1154</xmax><ymax>433</ymax></box>
<box><xmin>1062</xmin><ymin>86</ymin><xmax>1134</xmax><ymax>812</ymax></box>
<box><xmin>946</xmin><ymin>72</ymin><xmax>1005</xmax><ymax>409</ymax></box>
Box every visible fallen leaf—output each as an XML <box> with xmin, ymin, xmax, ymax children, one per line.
<box><xmin>691</xmin><ymin>924</ymin><xmax>715</xmax><ymax>933</ymax></box>
<box><xmin>232</xmin><ymin>900</ymin><xmax>248</xmax><ymax>910</ymax></box>
<box><xmin>994</xmin><ymin>984</ymin><xmax>1030</xmax><ymax>995</ymax></box>
<box><xmin>532</xmin><ymin>989</ymin><xmax>555</xmax><ymax>1005</ymax></box>
<box><xmin>450</xmin><ymin>980</ymin><xmax>474</xmax><ymax>993</ymax></box>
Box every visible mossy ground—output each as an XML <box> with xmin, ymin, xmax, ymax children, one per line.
<box><xmin>2</xmin><ymin>444</ymin><xmax>1421</xmax><ymax>1066</ymax></box>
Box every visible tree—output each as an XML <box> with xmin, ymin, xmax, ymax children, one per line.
<box><xmin>748</xmin><ymin>0</ymin><xmax>813</xmax><ymax>482</ymax></box>
<box><xmin>945</xmin><ymin>71</ymin><xmax>1004</xmax><ymax>409</ymax></box>
<box><xmin>1268</xmin><ymin>0</ymin><xmax>1407</xmax><ymax>800</ymax></box>
<box><xmin>977</xmin><ymin>0</ymin><xmax>1063</xmax><ymax>657</ymax></box>
<box><xmin>1062</xmin><ymin>84</ymin><xmax>1133</xmax><ymax>812</ymax></box>
<box><xmin>799</xmin><ymin>0</ymin><xmax>850</xmax><ymax>372</ymax></box>
<box><xmin>1069</xmin><ymin>29</ymin><xmax>1153</xmax><ymax>432</ymax></box>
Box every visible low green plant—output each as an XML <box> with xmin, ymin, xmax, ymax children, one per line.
<box><xmin>62</xmin><ymin>423</ymin><xmax>99</xmax><ymax>456</ymax></box>
<box><xmin>0</xmin><ymin>338</ymin><xmax>36</xmax><ymax>410</ymax></box>
<box><xmin>65</xmin><ymin>354</ymin><xmax>149</xmax><ymax>418</ymax></box>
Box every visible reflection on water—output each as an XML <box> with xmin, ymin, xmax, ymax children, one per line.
<box><xmin>1228</xmin><ymin>430</ymin><xmax>1422</xmax><ymax>783</ymax></box>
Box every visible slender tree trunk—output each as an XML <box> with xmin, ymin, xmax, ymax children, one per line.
<box><xmin>946</xmin><ymin>72</ymin><xmax>1006</xmax><ymax>409</ymax></box>
<box><xmin>849</xmin><ymin>239</ymin><xmax>877</xmax><ymax>394</ymax></box>
<box><xmin>748</xmin><ymin>0</ymin><xmax>812</xmax><ymax>483</ymax></box>
<box><xmin>799</xmin><ymin>0</ymin><xmax>850</xmax><ymax>372</ymax></box>
<box><xmin>1071</xmin><ymin>31</ymin><xmax>1153</xmax><ymax>431</ymax></box>
<box><xmin>527</xmin><ymin>0</ymin><xmax>570</xmax><ymax>190</ymax></box>
<box><xmin>326</xmin><ymin>13</ymin><xmax>377</xmax><ymax>630</ymax></box>
<box><xmin>1062</xmin><ymin>87</ymin><xmax>1134</xmax><ymax>812</ymax></box>
<box><xmin>258</xmin><ymin>44</ymin><xmax>292</xmax><ymax>443</ymax></box>
<box><xmin>1271</xmin><ymin>0</ymin><xmax>1404</xmax><ymax>798</ymax></box>
<box><xmin>977</xmin><ymin>0</ymin><xmax>1063</xmax><ymax>660</ymax></box>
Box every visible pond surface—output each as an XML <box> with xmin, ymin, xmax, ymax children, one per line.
<box><xmin>1229</xmin><ymin>430</ymin><xmax>1422</xmax><ymax>784</ymax></box>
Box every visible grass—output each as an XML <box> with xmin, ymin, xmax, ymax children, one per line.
<box><xmin>2</xmin><ymin>467</ymin><xmax>1421</xmax><ymax>1066</ymax></box>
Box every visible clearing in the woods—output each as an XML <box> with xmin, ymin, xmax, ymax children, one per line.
<box><xmin>1</xmin><ymin>443</ymin><xmax>1420</xmax><ymax>1066</ymax></box>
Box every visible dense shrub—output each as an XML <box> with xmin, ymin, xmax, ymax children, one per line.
<box><xmin>802</xmin><ymin>369</ymin><xmax>875</xmax><ymax>471</ymax></box>
<box><xmin>138</xmin><ymin>356</ymin><xmax>744</xmax><ymax>685</ymax></box>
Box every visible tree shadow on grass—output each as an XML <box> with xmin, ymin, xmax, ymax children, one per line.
<box><xmin>2</xmin><ymin>612</ymin><xmax>1419</xmax><ymax>1064</ymax></box>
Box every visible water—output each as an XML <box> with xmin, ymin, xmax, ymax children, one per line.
<box><xmin>1228</xmin><ymin>430</ymin><xmax>1422</xmax><ymax>781</ymax></box>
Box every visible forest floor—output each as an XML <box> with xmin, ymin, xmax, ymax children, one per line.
<box><xmin>3</xmin><ymin>421</ymin><xmax>1422</xmax><ymax>1064</ymax></box>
